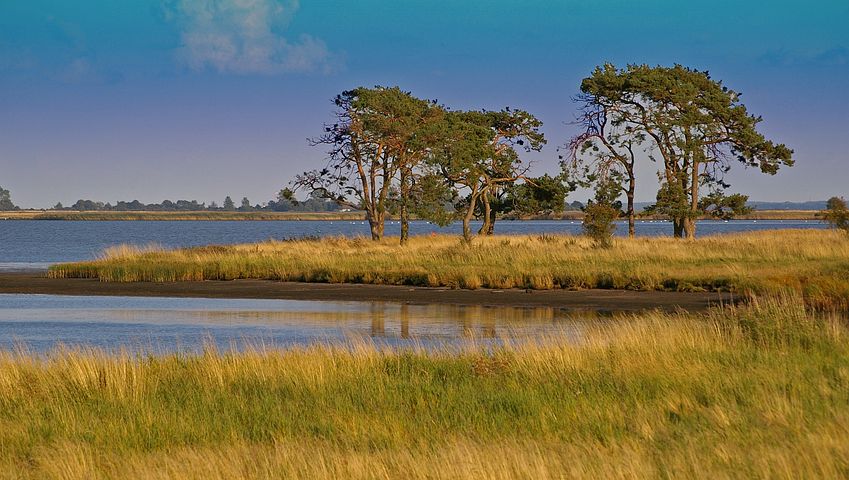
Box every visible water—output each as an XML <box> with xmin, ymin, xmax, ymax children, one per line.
<box><xmin>0</xmin><ymin>219</ymin><xmax>824</xmax><ymax>354</ymax></box>
<box><xmin>0</xmin><ymin>219</ymin><xmax>826</xmax><ymax>269</ymax></box>
<box><xmin>0</xmin><ymin>294</ymin><xmax>589</xmax><ymax>354</ymax></box>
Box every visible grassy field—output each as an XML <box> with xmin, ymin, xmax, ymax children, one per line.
<box><xmin>0</xmin><ymin>210</ymin><xmax>367</xmax><ymax>221</ymax></box>
<box><xmin>0</xmin><ymin>296</ymin><xmax>847</xmax><ymax>478</ymax></box>
<box><xmin>50</xmin><ymin>230</ymin><xmax>849</xmax><ymax>309</ymax></box>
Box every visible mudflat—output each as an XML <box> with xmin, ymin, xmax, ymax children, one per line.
<box><xmin>0</xmin><ymin>273</ymin><xmax>732</xmax><ymax>311</ymax></box>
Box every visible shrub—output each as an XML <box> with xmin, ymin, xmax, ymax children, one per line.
<box><xmin>582</xmin><ymin>203</ymin><xmax>618</xmax><ymax>248</ymax></box>
<box><xmin>822</xmin><ymin>196</ymin><xmax>849</xmax><ymax>234</ymax></box>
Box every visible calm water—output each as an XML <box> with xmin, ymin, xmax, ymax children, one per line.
<box><xmin>0</xmin><ymin>219</ymin><xmax>826</xmax><ymax>269</ymax></box>
<box><xmin>0</xmin><ymin>219</ymin><xmax>825</xmax><ymax>353</ymax></box>
<box><xmin>0</xmin><ymin>294</ymin><xmax>589</xmax><ymax>353</ymax></box>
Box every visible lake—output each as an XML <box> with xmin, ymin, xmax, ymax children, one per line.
<box><xmin>0</xmin><ymin>219</ymin><xmax>826</xmax><ymax>270</ymax></box>
<box><xmin>0</xmin><ymin>294</ymin><xmax>590</xmax><ymax>354</ymax></box>
<box><xmin>0</xmin><ymin>218</ymin><xmax>824</xmax><ymax>353</ymax></box>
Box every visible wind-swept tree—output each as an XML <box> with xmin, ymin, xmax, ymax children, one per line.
<box><xmin>566</xmin><ymin>82</ymin><xmax>645</xmax><ymax>237</ymax></box>
<box><xmin>295</xmin><ymin>87</ymin><xmax>443</xmax><ymax>242</ymax></box>
<box><xmin>580</xmin><ymin>64</ymin><xmax>793</xmax><ymax>238</ymax></box>
<box><xmin>430</xmin><ymin>108</ymin><xmax>545</xmax><ymax>240</ymax></box>
<box><xmin>357</xmin><ymin>88</ymin><xmax>444</xmax><ymax>244</ymax></box>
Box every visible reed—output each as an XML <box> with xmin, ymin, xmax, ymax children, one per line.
<box><xmin>0</xmin><ymin>296</ymin><xmax>847</xmax><ymax>479</ymax></box>
<box><xmin>49</xmin><ymin>230</ymin><xmax>849</xmax><ymax>308</ymax></box>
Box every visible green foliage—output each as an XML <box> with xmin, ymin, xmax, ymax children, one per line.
<box><xmin>222</xmin><ymin>196</ymin><xmax>235</xmax><ymax>211</ymax></box>
<box><xmin>582</xmin><ymin>202</ymin><xmax>618</xmax><ymax>248</ymax></box>
<box><xmin>506</xmin><ymin>174</ymin><xmax>573</xmax><ymax>216</ymax></box>
<box><xmin>699</xmin><ymin>192</ymin><xmax>753</xmax><ymax>220</ymax></box>
<box><xmin>822</xmin><ymin>196</ymin><xmax>849</xmax><ymax>234</ymax></box>
<box><xmin>0</xmin><ymin>186</ymin><xmax>19</xmax><ymax>210</ymax></box>
<box><xmin>410</xmin><ymin>173</ymin><xmax>457</xmax><ymax>227</ymax></box>
<box><xmin>644</xmin><ymin>176</ymin><xmax>697</xmax><ymax>220</ymax></box>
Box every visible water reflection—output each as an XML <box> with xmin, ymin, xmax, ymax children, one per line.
<box><xmin>0</xmin><ymin>294</ymin><xmax>600</xmax><ymax>354</ymax></box>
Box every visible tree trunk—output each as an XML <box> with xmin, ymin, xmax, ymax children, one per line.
<box><xmin>463</xmin><ymin>188</ymin><xmax>479</xmax><ymax>243</ymax></box>
<box><xmin>368</xmin><ymin>209</ymin><xmax>385</xmax><ymax>241</ymax></box>
<box><xmin>673</xmin><ymin>217</ymin><xmax>685</xmax><ymax>238</ymax></box>
<box><xmin>626</xmin><ymin>177</ymin><xmax>636</xmax><ymax>238</ymax></box>
<box><xmin>478</xmin><ymin>191</ymin><xmax>492</xmax><ymax>236</ymax></box>
<box><xmin>683</xmin><ymin>217</ymin><xmax>696</xmax><ymax>240</ymax></box>
<box><xmin>400</xmin><ymin>208</ymin><xmax>409</xmax><ymax>245</ymax></box>
<box><xmin>462</xmin><ymin>215</ymin><xmax>473</xmax><ymax>242</ymax></box>
<box><xmin>487</xmin><ymin>208</ymin><xmax>496</xmax><ymax>235</ymax></box>
<box><xmin>399</xmin><ymin>171</ymin><xmax>410</xmax><ymax>245</ymax></box>
<box><xmin>687</xmin><ymin>160</ymin><xmax>700</xmax><ymax>240</ymax></box>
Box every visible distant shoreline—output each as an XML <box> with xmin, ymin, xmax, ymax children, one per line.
<box><xmin>0</xmin><ymin>273</ymin><xmax>730</xmax><ymax>311</ymax></box>
<box><xmin>0</xmin><ymin>209</ymin><xmax>823</xmax><ymax>221</ymax></box>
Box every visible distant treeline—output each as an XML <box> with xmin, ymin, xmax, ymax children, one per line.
<box><xmin>52</xmin><ymin>193</ymin><xmax>342</xmax><ymax>213</ymax></box>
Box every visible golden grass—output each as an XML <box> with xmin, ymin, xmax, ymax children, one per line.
<box><xmin>0</xmin><ymin>296</ymin><xmax>847</xmax><ymax>478</ymax></box>
<box><xmin>49</xmin><ymin>230</ymin><xmax>849</xmax><ymax>307</ymax></box>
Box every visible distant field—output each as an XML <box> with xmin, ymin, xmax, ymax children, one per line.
<box><xmin>50</xmin><ymin>230</ymin><xmax>849</xmax><ymax>309</ymax></box>
<box><xmin>0</xmin><ymin>210</ymin><xmax>367</xmax><ymax>221</ymax></box>
<box><xmin>1</xmin><ymin>296</ymin><xmax>847</xmax><ymax>479</ymax></box>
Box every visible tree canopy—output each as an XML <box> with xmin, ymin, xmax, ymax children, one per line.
<box><xmin>575</xmin><ymin>63</ymin><xmax>793</xmax><ymax>238</ymax></box>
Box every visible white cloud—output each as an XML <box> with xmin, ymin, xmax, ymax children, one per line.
<box><xmin>165</xmin><ymin>0</ymin><xmax>338</xmax><ymax>75</ymax></box>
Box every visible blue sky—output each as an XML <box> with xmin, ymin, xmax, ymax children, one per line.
<box><xmin>1</xmin><ymin>0</ymin><xmax>848</xmax><ymax>208</ymax></box>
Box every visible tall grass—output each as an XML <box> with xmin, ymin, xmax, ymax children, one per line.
<box><xmin>0</xmin><ymin>296</ymin><xmax>847</xmax><ymax>478</ymax></box>
<box><xmin>49</xmin><ymin>230</ymin><xmax>849</xmax><ymax>308</ymax></box>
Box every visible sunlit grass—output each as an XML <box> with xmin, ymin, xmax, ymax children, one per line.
<box><xmin>49</xmin><ymin>230</ymin><xmax>849</xmax><ymax>308</ymax></box>
<box><xmin>0</xmin><ymin>296</ymin><xmax>847</xmax><ymax>478</ymax></box>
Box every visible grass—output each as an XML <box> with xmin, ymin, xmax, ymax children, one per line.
<box><xmin>0</xmin><ymin>296</ymin><xmax>847</xmax><ymax>478</ymax></box>
<box><xmin>49</xmin><ymin>229</ymin><xmax>849</xmax><ymax>308</ymax></box>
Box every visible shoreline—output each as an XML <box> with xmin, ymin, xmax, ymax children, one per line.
<box><xmin>0</xmin><ymin>210</ymin><xmax>822</xmax><ymax>221</ymax></box>
<box><xmin>0</xmin><ymin>273</ymin><xmax>732</xmax><ymax>311</ymax></box>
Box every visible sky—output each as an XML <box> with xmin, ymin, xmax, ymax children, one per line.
<box><xmin>1</xmin><ymin>0</ymin><xmax>847</xmax><ymax>208</ymax></box>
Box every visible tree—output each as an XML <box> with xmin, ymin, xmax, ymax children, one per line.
<box><xmin>580</xmin><ymin>64</ymin><xmax>793</xmax><ymax>238</ymax></box>
<box><xmin>53</xmin><ymin>202</ymin><xmax>64</xmax><ymax>210</ymax></box>
<box><xmin>698</xmin><ymin>192</ymin><xmax>752</xmax><ymax>220</ymax></box>
<box><xmin>822</xmin><ymin>196</ymin><xmax>849</xmax><ymax>234</ymax></box>
<box><xmin>0</xmin><ymin>186</ymin><xmax>17</xmax><ymax>210</ymax></box>
<box><xmin>430</xmin><ymin>108</ymin><xmax>546</xmax><ymax>240</ymax></box>
<box><xmin>582</xmin><ymin>179</ymin><xmax>621</xmax><ymax>249</ymax></box>
<box><xmin>355</xmin><ymin>87</ymin><xmax>444</xmax><ymax>244</ymax></box>
<box><xmin>504</xmin><ymin>174</ymin><xmax>573</xmax><ymax>217</ymax></box>
<box><xmin>223</xmin><ymin>196</ymin><xmax>235</xmax><ymax>211</ymax></box>
<box><xmin>295</xmin><ymin>87</ymin><xmax>441</xmax><ymax>241</ymax></box>
<box><xmin>240</xmin><ymin>197</ymin><xmax>252</xmax><ymax>211</ymax></box>
<box><xmin>567</xmin><ymin>75</ymin><xmax>646</xmax><ymax>237</ymax></box>
<box><xmin>428</xmin><ymin>110</ymin><xmax>500</xmax><ymax>241</ymax></box>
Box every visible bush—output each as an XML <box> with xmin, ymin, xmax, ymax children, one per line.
<box><xmin>822</xmin><ymin>196</ymin><xmax>849</xmax><ymax>234</ymax></box>
<box><xmin>582</xmin><ymin>203</ymin><xmax>618</xmax><ymax>248</ymax></box>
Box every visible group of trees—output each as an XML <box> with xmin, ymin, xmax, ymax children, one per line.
<box><xmin>47</xmin><ymin>194</ymin><xmax>341</xmax><ymax>213</ymax></box>
<box><xmin>293</xmin><ymin>64</ymin><xmax>794</xmax><ymax>243</ymax></box>
<box><xmin>292</xmin><ymin>87</ymin><xmax>572</xmax><ymax>243</ymax></box>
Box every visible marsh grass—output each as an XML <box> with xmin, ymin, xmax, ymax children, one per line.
<box><xmin>50</xmin><ymin>230</ymin><xmax>849</xmax><ymax>308</ymax></box>
<box><xmin>0</xmin><ymin>296</ymin><xmax>848</xmax><ymax>479</ymax></box>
